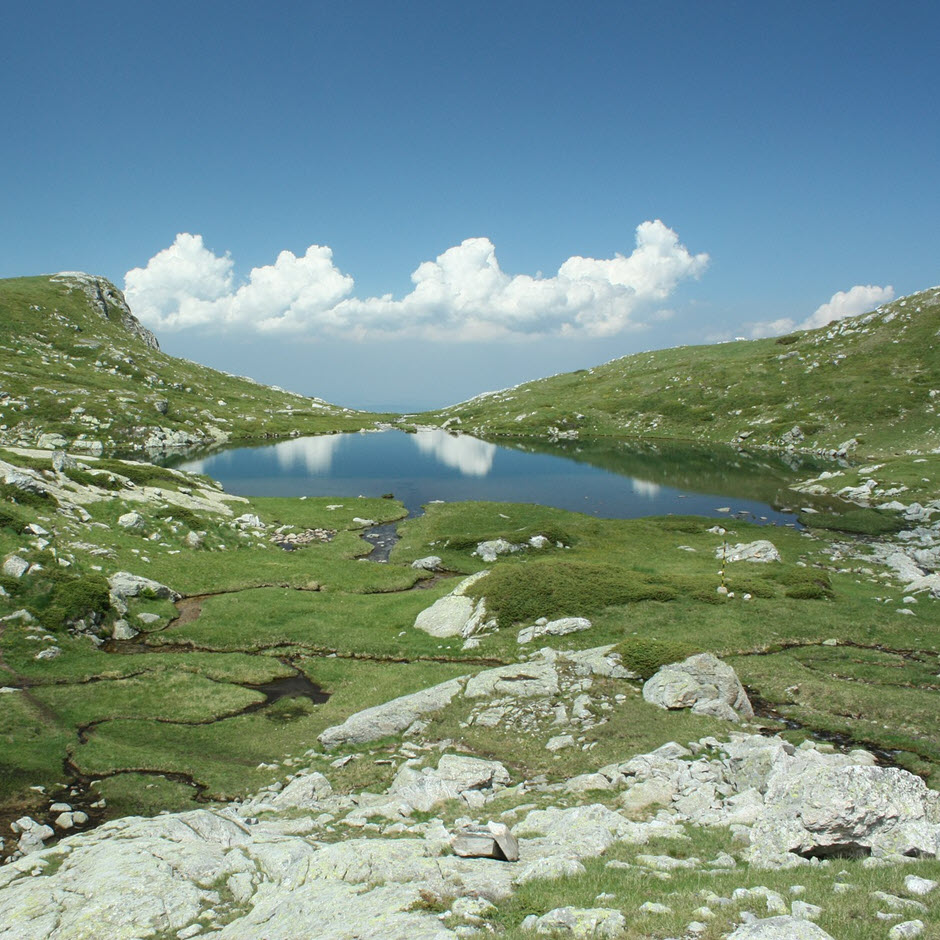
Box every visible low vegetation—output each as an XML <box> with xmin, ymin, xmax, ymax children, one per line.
<box><xmin>419</xmin><ymin>286</ymin><xmax>940</xmax><ymax>459</ymax></box>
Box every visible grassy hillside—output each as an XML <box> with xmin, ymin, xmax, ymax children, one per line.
<box><xmin>421</xmin><ymin>286</ymin><xmax>940</xmax><ymax>459</ymax></box>
<box><xmin>0</xmin><ymin>273</ymin><xmax>387</xmax><ymax>454</ymax></box>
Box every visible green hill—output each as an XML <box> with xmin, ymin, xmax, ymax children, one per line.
<box><xmin>422</xmin><ymin>286</ymin><xmax>940</xmax><ymax>459</ymax></box>
<box><xmin>0</xmin><ymin>272</ymin><xmax>385</xmax><ymax>454</ymax></box>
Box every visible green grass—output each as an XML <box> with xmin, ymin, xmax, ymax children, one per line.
<box><xmin>484</xmin><ymin>825</ymin><xmax>940</xmax><ymax>940</ymax></box>
<box><xmin>0</xmin><ymin>273</ymin><xmax>389</xmax><ymax>455</ymax></box>
<box><xmin>418</xmin><ymin>285</ymin><xmax>940</xmax><ymax>460</ymax></box>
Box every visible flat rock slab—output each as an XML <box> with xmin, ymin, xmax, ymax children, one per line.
<box><xmin>318</xmin><ymin>677</ymin><xmax>466</xmax><ymax>748</ymax></box>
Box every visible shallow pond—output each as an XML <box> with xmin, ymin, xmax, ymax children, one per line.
<box><xmin>179</xmin><ymin>429</ymin><xmax>837</xmax><ymax>524</ymax></box>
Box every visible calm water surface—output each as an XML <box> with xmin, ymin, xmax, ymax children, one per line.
<box><xmin>178</xmin><ymin>430</ymin><xmax>835</xmax><ymax>525</ymax></box>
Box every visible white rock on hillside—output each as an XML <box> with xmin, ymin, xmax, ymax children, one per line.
<box><xmin>472</xmin><ymin>539</ymin><xmax>522</xmax><ymax>562</ymax></box>
<box><xmin>318</xmin><ymin>677</ymin><xmax>466</xmax><ymax>748</ymax></box>
<box><xmin>642</xmin><ymin>653</ymin><xmax>754</xmax><ymax>722</ymax></box>
<box><xmin>107</xmin><ymin>571</ymin><xmax>180</xmax><ymax>614</ymax></box>
<box><xmin>2</xmin><ymin>556</ymin><xmax>29</xmax><ymax>579</ymax></box>
<box><xmin>413</xmin><ymin>571</ymin><xmax>494</xmax><ymax>638</ymax></box>
<box><xmin>517</xmin><ymin>616</ymin><xmax>592</xmax><ymax>645</ymax></box>
<box><xmin>717</xmin><ymin>540</ymin><xmax>781</xmax><ymax>563</ymax></box>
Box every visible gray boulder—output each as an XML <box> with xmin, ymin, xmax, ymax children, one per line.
<box><xmin>531</xmin><ymin>907</ymin><xmax>626</xmax><ymax>938</ymax></box>
<box><xmin>414</xmin><ymin>571</ymin><xmax>493</xmax><ymax>638</ymax></box>
<box><xmin>414</xmin><ymin>594</ymin><xmax>477</xmax><ymax>638</ymax></box>
<box><xmin>108</xmin><ymin>572</ymin><xmax>180</xmax><ymax>613</ymax></box>
<box><xmin>2</xmin><ymin>556</ymin><xmax>30</xmax><ymax>579</ymax></box>
<box><xmin>726</xmin><ymin>916</ymin><xmax>835</xmax><ymax>939</ymax></box>
<box><xmin>111</xmin><ymin>620</ymin><xmax>139</xmax><ymax>640</ymax></box>
<box><xmin>451</xmin><ymin>822</ymin><xmax>519</xmax><ymax>861</ymax></box>
<box><xmin>270</xmin><ymin>771</ymin><xmax>333</xmax><ymax>809</ymax></box>
<box><xmin>464</xmin><ymin>660</ymin><xmax>559</xmax><ymax>699</ymax></box>
<box><xmin>472</xmin><ymin>539</ymin><xmax>522</xmax><ymax>562</ymax></box>
<box><xmin>37</xmin><ymin>433</ymin><xmax>69</xmax><ymax>450</ymax></box>
<box><xmin>748</xmin><ymin>763</ymin><xmax>940</xmax><ymax>866</ymax></box>
<box><xmin>642</xmin><ymin>653</ymin><xmax>754</xmax><ymax>721</ymax></box>
<box><xmin>411</xmin><ymin>556</ymin><xmax>443</xmax><ymax>571</ymax></box>
<box><xmin>118</xmin><ymin>511</ymin><xmax>146</xmax><ymax>530</ymax></box>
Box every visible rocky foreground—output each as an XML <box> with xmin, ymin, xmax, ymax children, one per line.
<box><xmin>1</xmin><ymin>649</ymin><xmax>937</xmax><ymax>940</ymax></box>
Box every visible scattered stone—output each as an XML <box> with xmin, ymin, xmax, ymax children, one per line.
<box><xmin>517</xmin><ymin>616</ymin><xmax>592</xmax><ymax>645</ymax></box>
<box><xmin>889</xmin><ymin>922</ymin><xmax>925</xmax><ymax>940</ymax></box>
<box><xmin>118</xmin><ymin>511</ymin><xmax>146</xmax><ymax>530</ymax></box>
<box><xmin>111</xmin><ymin>619</ymin><xmax>139</xmax><ymax>640</ymax></box>
<box><xmin>638</xmin><ymin>901</ymin><xmax>672</xmax><ymax>914</ymax></box>
<box><xmin>34</xmin><ymin>647</ymin><xmax>61</xmax><ymax>661</ymax></box>
<box><xmin>531</xmin><ymin>907</ymin><xmax>626</xmax><ymax>938</ymax></box>
<box><xmin>411</xmin><ymin>556</ymin><xmax>443</xmax><ymax>571</ymax></box>
<box><xmin>546</xmin><ymin>734</ymin><xmax>575</xmax><ymax>752</ymax></box>
<box><xmin>2</xmin><ymin>555</ymin><xmax>29</xmax><ymax>579</ymax></box>
<box><xmin>791</xmin><ymin>900</ymin><xmax>823</xmax><ymax>921</ymax></box>
<box><xmin>904</xmin><ymin>875</ymin><xmax>937</xmax><ymax>896</ymax></box>
<box><xmin>1</xmin><ymin>609</ymin><xmax>35</xmax><ymax>624</ymax></box>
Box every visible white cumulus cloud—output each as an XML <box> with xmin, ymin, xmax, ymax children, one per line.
<box><xmin>746</xmin><ymin>283</ymin><xmax>895</xmax><ymax>338</ymax></box>
<box><xmin>124</xmin><ymin>221</ymin><xmax>708</xmax><ymax>340</ymax></box>
<box><xmin>800</xmin><ymin>284</ymin><xmax>895</xmax><ymax>331</ymax></box>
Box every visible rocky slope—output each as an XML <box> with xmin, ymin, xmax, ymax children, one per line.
<box><xmin>0</xmin><ymin>272</ymin><xmax>386</xmax><ymax>455</ymax></box>
<box><xmin>418</xmin><ymin>287</ymin><xmax>940</xmax><ymax>460</ymax></box>
<box><xmin>1</xmin><ymin>650</ymin><xmax>937</xmax><ymax>939</ymax></box>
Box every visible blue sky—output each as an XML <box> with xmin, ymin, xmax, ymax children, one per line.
<box><xmin>3</xmin><ymin>1</ymin><xmax>938</xmax><ymax>410</ymax></box>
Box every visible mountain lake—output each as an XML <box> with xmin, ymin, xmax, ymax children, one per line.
<box><xmin>177</xmin><ymin>429</ymin><xmax>840</xmax><ymax>525</ymax></box>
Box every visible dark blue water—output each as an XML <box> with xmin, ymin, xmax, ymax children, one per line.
<box><xmin>179</xmin><ymin>430</ymin><xmax>820</xmax><ymax>525</ymax></box>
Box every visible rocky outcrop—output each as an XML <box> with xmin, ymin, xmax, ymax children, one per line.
<box><xmin>748</xmin><ymin>762</ymin><xmax>940</xmax><ymax>865</ymax></box>
<box><xmin>51</xmin><ymin>273</ymin><xmax>160</xmax><ymax>350</ymax></box>
<box><xmin>2</xmin><ymin>706</ymin><xmax>937</xmax><ymax>939</ymax></box>
<box><xmin>642</xmin><ymin>653</ymin><xmax>754</xmax><ymax>722</ymax></box>
<box><xmin>413</xmin><ymin>571</ymin><xmax>494</xmax><ymax>638</ymax></box>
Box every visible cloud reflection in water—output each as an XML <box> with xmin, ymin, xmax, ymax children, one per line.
<box><xmin>412</xmin><ymin>430</ymin><xmax>496</xmax><ymax>477</ymax></box>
